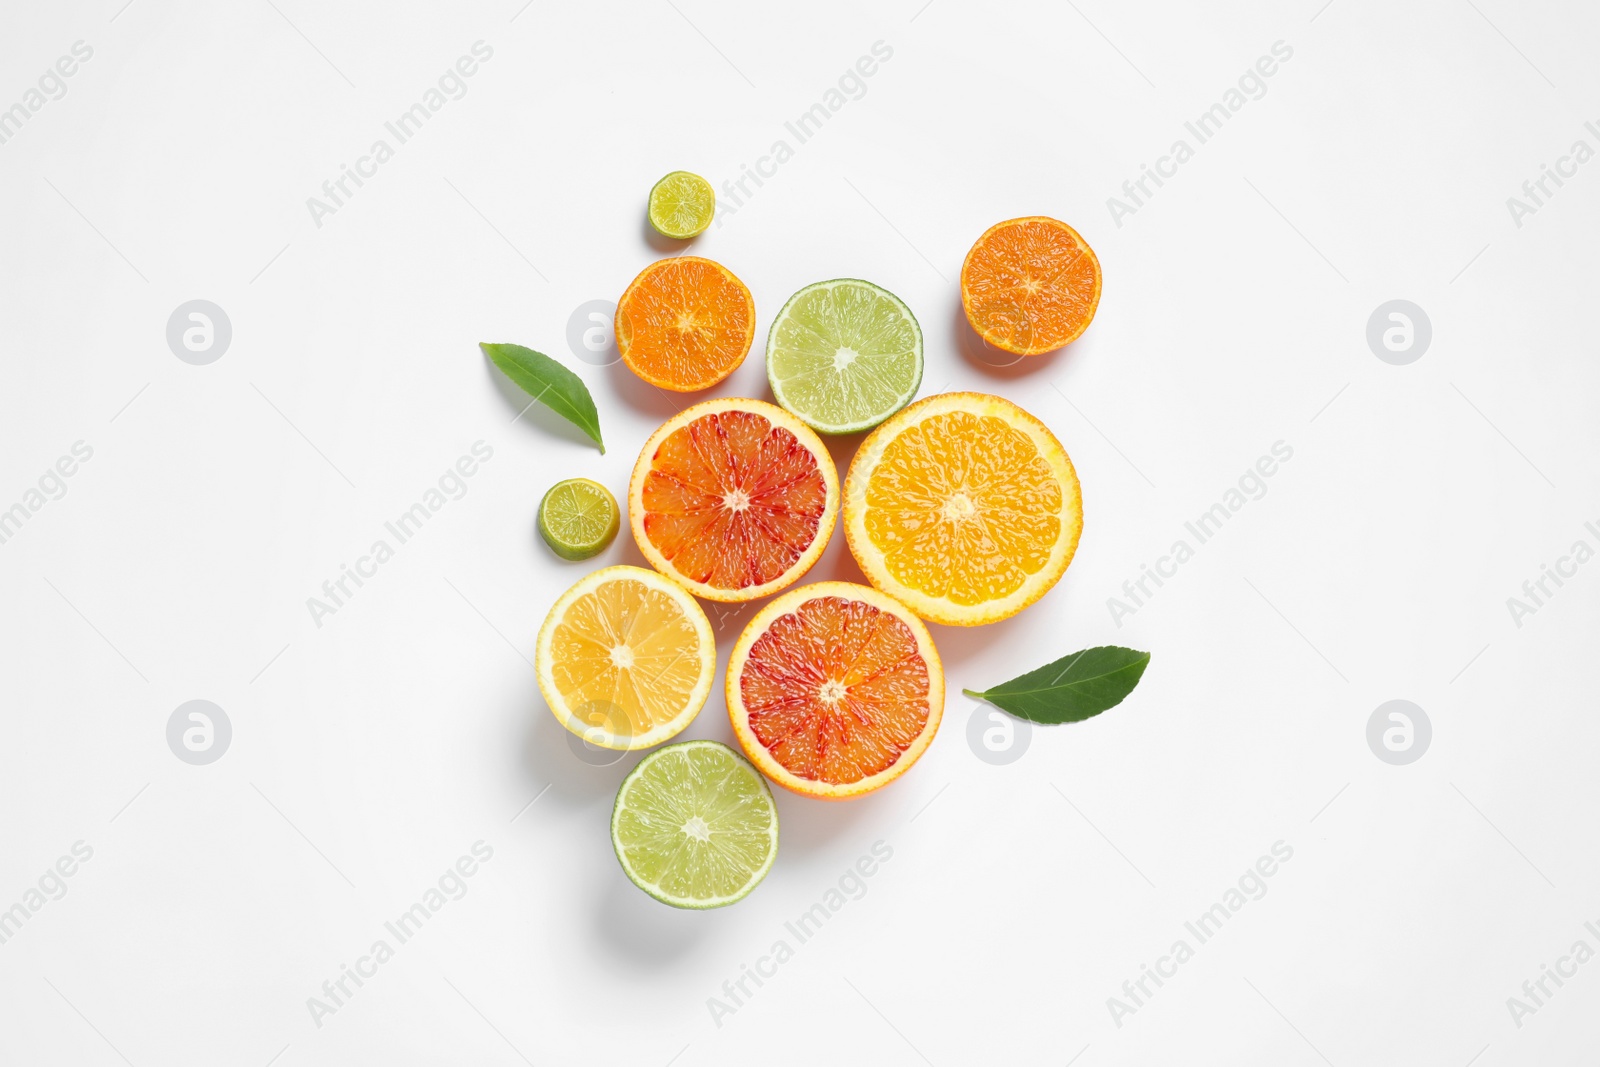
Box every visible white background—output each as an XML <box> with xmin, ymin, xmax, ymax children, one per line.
<box><xmin>2</xmin><ymin>0</ymin><xmax>1597</xmax><ymax>1064</ymax></box>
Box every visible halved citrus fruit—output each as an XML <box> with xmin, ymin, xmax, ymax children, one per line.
<box><xmin>647</xmin><ymin>171</ymin><xmax>716</xmax><ymax>239</ymax></box>
<box><xmin>616</xmin><ymin>256</ymin><xmax>755</xmax><ymax>391</ymax></box>
<box><xmin>537</xmin><ymin>477</ymin><xmax>620</xmax><ymax>561</ymax></box>
<box><xmin>960</xmin><ymin>217</ymin><xmax>1101</xmax><ymax>355</ymax></box>
<box><xmin>728</xmin><ymin>581</ymin><xmax>944</xmax><ymax>799</ymax></box>
<box><xmin>612</xmin><ymin>740</ymin><xmax>778</xmax><ymax>909</ymax></box>
<box><xmin>535</xmin><ymin>566</ymin><xmax>715</xmax><ymax>750</ymax></box>
<box><xmin>766</xmin><ymin>278</ymin><xmax>923</xmax><ymax>435</ymax></box>
<box><xmin>844</xmin><ymin>392</ymin><xmax>1082</xmax><ymax>626</ymax></box>
<box><xmin>629</xmin><ymin>398</ymin><xmax>839</xmax><ymax>603</ymax></box>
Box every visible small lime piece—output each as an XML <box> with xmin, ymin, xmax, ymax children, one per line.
<box><xmin>766</xmin><ymin>279</ymin><xmax>924</xmax><ymax>434</ymax></box>
<box><xmin>611</xmin><ymin>740</ymin><xmax>778</xmax><ymax>909</ymax></box>
<box><xmin>537</xmin><ymin>478</ymin><xmax>620</xmax><ymax>561</ymax></box>
<box><xmin>647</xmin><ymin>171</ymin><xmax>715</xmax><ymax>239</ymax></box>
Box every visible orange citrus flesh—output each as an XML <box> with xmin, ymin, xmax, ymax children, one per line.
<box><xmin>728</xmin><ymin>582</ymin><xmax>943</xmax><ymax>799</ymax></box>
<box><xmin>616</xmin><ymin>256</ymin><xmax>756</xmax><ymax>391</ymax></box>
<box><xmin>960</xmin><ymin>217</ymin><xmax>1102</xmax><ymax>356</ymax></box>
<box><xmin>630</xmin><ymin>398</ymin><xmax>839</xmax><ymax>603</ymax></box>
<box><xmin>844</xmin><ymin>392</ymin><xmax>1081</xmax><ymax>626</ymax></box>
<box><xmin>868</xmin><ymin>412</ymin><xmax>1060</xmax><ymax>603</ymax></box>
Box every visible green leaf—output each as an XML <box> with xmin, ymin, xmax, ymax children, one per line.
<box><xmin>963</xmin><ymin>646</ymin><xmax>1150</xmax><ymax>724</ymax></box>
<box><xmin>481</xmin><ymin>342</ymin><xmax>604</xmax><ymax>453</ymax></box>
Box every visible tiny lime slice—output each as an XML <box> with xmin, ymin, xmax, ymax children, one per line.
<box><xmin>766</xmin><ymin>278</ymin><xmax>923</xmax><ymax>434</ymax></box>
<box><xmin>538</xmin><ymin>478</ymin><xmax>620</xmax><ymax>561</ymax></box>
<box><xmin>611</xmin><ymin>740</ymin><xmax>778</xmax><ymax>909</ymax></box>
<box><xmin>647</xmin><ymin>171</ymin><xmax>715</xmax><ymax>239</ymax></box>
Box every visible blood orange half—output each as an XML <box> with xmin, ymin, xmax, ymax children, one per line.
<box><xmin>629</xmin><ymin>398</ymin><xmax>839</xmax><ymax>603</ymax></box>
<box><xmin>727</xmin><ymin>582</ymin><xmax>944</xmax><ymax>799</ymax></box>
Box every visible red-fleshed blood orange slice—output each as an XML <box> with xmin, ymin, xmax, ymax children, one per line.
<box><xmin>628</xmin><ymin>398</ymin><xmax>839</xmax><ymax>603</ymax></box>
<box><xmin>727</xmin><ymin>581</ymin><xmax>944</xmax><ymax>799</ymax></box>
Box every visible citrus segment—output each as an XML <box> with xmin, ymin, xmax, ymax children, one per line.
<box><xmin>630</xmin><ymin>398</ymin><xmax>839</xmax><ymax>603</ymax></box>
<box><xmin>611</xmin><ymin>740</ymin><xmax>778</xmax><ymax>909</ymax></box>
<box><xmin>535</xmin><ymin>566</ymin><xmax>715</xmax><ymax>749</ymax></box>
<box><xmin>766</xmin><ymin>278</ymin><xmax>924</xmax><ymax>434</ymax></box>
<box><xmin>616</xmin><ymin>256</ymin><xmax>755</xmax><ymax>391</ymax></box>
<box><xmin>727</xmin><ymin>582</ymin><xmax>944</xmax><ymax>799</ymax></box>
<box><xmin>647</xmin><ymin>171</ymin><xmax>716</xmax><ymax>239</ymax></box>
<box><xmin>537</xmin><ymin>477</ymin><xmax>620</xmax><ymax>561</ymax></box>
<box><xmin>961</xmin><ymin>217</ymin><xmax>1102</xmax><ymax>356</ymax></box>
<box><xmin>844</xmin><ymin>392</ymin><xmax>1082</xmax><ymax>626</ymax></box>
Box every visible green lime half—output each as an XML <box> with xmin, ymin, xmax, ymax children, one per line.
<box><xmin>611</xmin><ymin>740</ymin><xmax>778</xmax><ymax>909</ymax></box>
<box><xmin>766</xmin><ymin>278</ymin><xmax>924</xmax><ymax>434</ymax></box>
<box><xmin>537</xmin><ymin>478</ymin><xmax>619</xmax><ymax>561</ymax></box>
<box><xmin>647</xmin><ymin>171</ymin><xmax>715</xmax><ymax>239</ymax></box>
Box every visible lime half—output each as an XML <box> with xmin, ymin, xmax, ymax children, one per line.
<box><xmin>538</xmin><ymin>478</ymin><xmax>620</xmax><ymax>561</ymax></box>
<box><xmin>648</xmin><ymin>171</ymin><xmax>715</xmax><ymax>239</ymax></box>
<box><xmin>766</xmin><ymin>279</ymin><xmax>923</xmax><ymax>434</ymax></box>
<box><xmin>611</xmin><ymin>740</ymin><xmax>778</xmax><ymax>909</ymax></box>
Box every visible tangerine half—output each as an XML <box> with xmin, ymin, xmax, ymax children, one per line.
<box><xmin>629</xmin><ymin>398</ymin><xmax>838</xmax><ymax>603</ymax></box>
<box><xmin>960</xmin><ymin>217</ymin><xmax>1102</xmax><ymax>356</ymax></box>
<box><xmin>616</xmin><ymin>256</ymin><xmax>756</xmax><ymax>391</ymax></box>
<box><xmin>728</xmin><ymin>581</ymin><xmax>944</xmax><ymax>799</ymax></box>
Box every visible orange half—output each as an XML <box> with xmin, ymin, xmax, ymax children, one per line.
<box><xmin>843</xmin><ymin>392</ymin><xmax>1082</xmax><ymax>626</ymax></box>
<box><xmin>728</xmin><ymin>581</ymin><xmax>944</xmax><ymax>799</ymax></box>
<box><xmin>629</xmin><ymin>398</ymin><xmax>839</xmax><ymax>603</ymax></box>
<box><xmin>960</xmin><ymin>217</ymin><xmax>1101</xmax><ymax>356</ymax></box>
<box><xmin>616</xmin><ymin>256</ymin><xmax>756</xmax><ymax>391</ymax></box>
